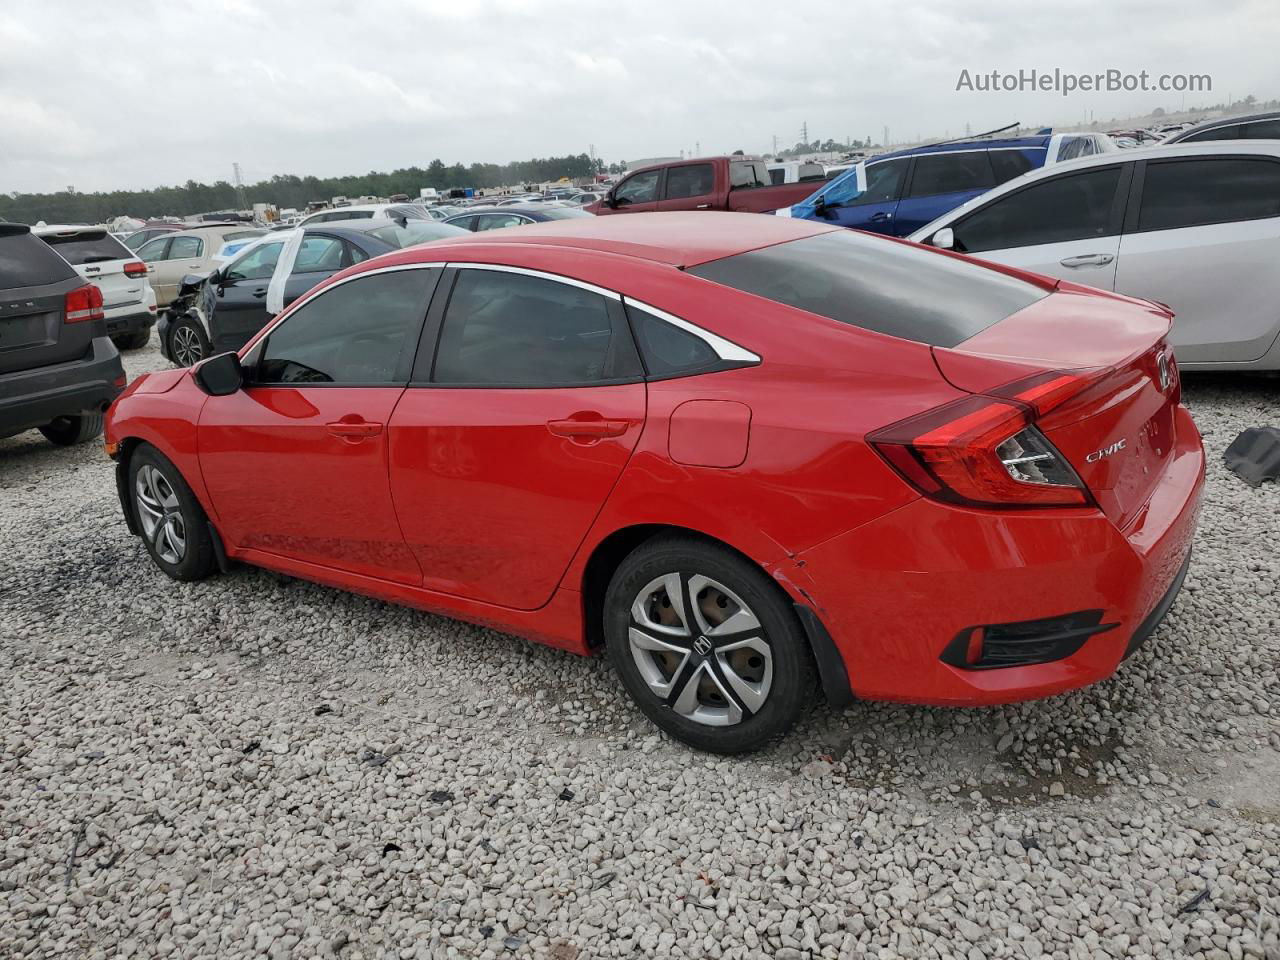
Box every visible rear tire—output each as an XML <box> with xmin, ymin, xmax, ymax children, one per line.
<box><xmin>128</xmin><ymin>444</ymin><xmax>216</xmax><ymax>582</ymax></box>
<box><xmin>112</xmin><ymin>328</ymin><xmax>151</xmax><ymax>351</ymax></box>
<box><xmin>167</xmin><ymin>316</ymin><xmax>209</xmax><ymax>367</ymax></box>
<box><xmin>604</xmin><ymin>535</ymin><xmax>816</xmax><ymax>754</ymax></box>
<box><xmin>39</xmin><ymin>413</ymin><xmax>103</xmax><ymax>446</ymax></box>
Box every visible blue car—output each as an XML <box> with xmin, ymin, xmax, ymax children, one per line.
<box><xmin>787</xmin><ymin>132</ymin><xmax>1115</xmax><ymax>237</ymax></box>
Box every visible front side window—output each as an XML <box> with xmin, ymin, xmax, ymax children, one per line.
<box><xmin>445</xmin><ymin>215</ymin><xmax>477</xmax><ymax>231</ymax></box>
<box><xmin>1181</xmin><ymin>123</ymin><xmax>1244</xmax><ymax>143</ymax></box>
<box><xmin>168</xmin><ymin>236</ymin><xmax>203</xmax><ymax>259</ymax></box>
<box><xmin>432</xmin><ymin>269</ymin><xmax>640</xmax><ymax>385</ymax></box>
<box><xmin>688</xmin><ymin>229</ymin><xmax>1047</xmax><ymax>349</ymax></box>
<box><xmin>769</xmin><ymin>168</ymin><xmax>786</xmax><ymax>185</ymax></box>
<box><xmin>257</xmin><ymin>270</ymin><xmax>433</xmax><ymax>384</ymax></box>
<box><xmin>665</xmin><ymin>163</ymin><xmax>714</xmax><ymax>199</ymax></box>
<box><xmin>1240</xmin><ymin>119</ymin><xmax>1280</xmax><ymax>139</ymax></box>
<box><xmin>474</xmin><ymin>214</ymin><xmax>528</xmax><ymax>230</ymax></box>
<box><xmin>615</xmin><ymin>170</ymin><xmax>661</xmax><ymax>205</ymax></box>
<box><xmin>907</xmin><ymin>151</ymin><xmax>995</xmax><ymax>198</ymax></box>
<box><xmin>821</xmin><ymin>158</ymin><xmax>909</xmax><ymax>207</ymax></box>
<box><xmin>1138</xmin><ymin>158</ymin><xmax>1280</xmax><ymax>231</ymax></box>
<box><xmin>137</xmin><ymin>237</ymin><xmax>169</xmax><ymax>262</ymax></box>
<box><xmin>293</xmin><ymin>236</ymin><xmax>345</xmax><ymax>274</ymax></box>
<box><xmin>953</xmin><ymin>166</ymin><xmax>1123</xmax><ymax>253</ymax></box>
<box><xmin>225</xmin><ymin>241</ymin><xmax>284</xmax><ymax>282</ymax></box>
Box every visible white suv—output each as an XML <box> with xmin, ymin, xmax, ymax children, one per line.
<box><xmin>33</xmin><ymin>225</ymin><xmax>157</xmax><ymax>350</ymax></box>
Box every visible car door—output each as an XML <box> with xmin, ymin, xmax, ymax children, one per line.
<box><xmin>894</xmin><ymin>150</ymin><xmax>996</xmax><ymax>237</ymax></box>
<box><xmin>149</xmin><ymin>235</ymin><xmax>205</xmax><ymax>305</ymax></box>
<box><xmin>387</xmin><ymin>265</ymin><xmax>647</xmax><ymax>609</ymax></box>
<box><xmin>607</xmin><ymin>168</ymin><xmax>663</xmax><ymax>214</ymax></box>
<box><xmin>657</xmin><ymin>162</ymin><xmax>716</xmax><ymax>211</ymax></box>
<box><xmin>818</xmin><ymin>157</ymin><xmax>909</xmax><ymax>233</ymax></box>
<box><xmin>1113</xmin><ymin>155</ymin><xmax>1280</xmax><ymax>363</ymax></box>
<box><xmin>198</xmin><ymin>267</ymin><xmax>440</xmax><ymax>583</ymax></box>
<box><xmin>208</xmin><ymin>239</ymin><xmax>286</xmax><ymax>353</ymax></box>
<box><xmin>929</xmin><ymin>164</ymin><xmax>1129</xmax><ymax>289</ymax></box>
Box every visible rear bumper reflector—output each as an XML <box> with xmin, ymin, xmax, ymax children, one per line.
<box><xmin>942</xmin><ymin>610</ymin><xmax>1119</xmax><ymax>671</ymax></box>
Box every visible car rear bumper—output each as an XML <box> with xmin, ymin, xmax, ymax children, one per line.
<box><xmin>105</xmin><ymin>310</ymin><xmax>156</xmax><ymax>338</ymax></box>
<box><xmin>0</xmin><ymin>337</ymin><xmax>125</xmax><ymax>435</ymax></box>
<box><xmin>784</xmin><ymin>404</ymin><xmax>1205</xmax><ymax>706</ymax></box>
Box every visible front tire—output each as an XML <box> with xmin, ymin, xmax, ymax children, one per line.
<box><xmin>604</xmin><ymin>536</ymin><xmax>816</xmax><ymax>754</ymax></box>
<box><xmin>167</xmin><ymin>315</ymin><xmax>209</xmax><ymax>367</ymax></box>
<box><xmin>128</xmin><ymin>444</ymin><xmax>216</xmax><ymax>582</ymax></box>
<box><xmin>39</xmin><ymin>413</ymin><xmax>103</xmax><ymax>446</ymax></box>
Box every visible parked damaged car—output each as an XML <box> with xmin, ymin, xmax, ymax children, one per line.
<box><xmin>159</xmin><ymin>219</ymin><xmax>464</xmax><ymax>366</ymax></box>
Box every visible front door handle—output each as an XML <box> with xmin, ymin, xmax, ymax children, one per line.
<box><xmin>252</xmin><ymin>288</ymin><xmax>267</xmax><ymax>298</ymax></box>
<box><xmin>326</xmin><ymin>419</ymin><xmax>383</xmax><ymax>441</ymax></box>
<box><xmin>869</xmin><ymin>212</ymin><xmax>893</xmax><ymax>222</ymax></box>
<box><xmin>1060</xmin><ymin>253</ymin><xmax>1115</xmax><ymax>268</ymax></box>
<box><xmin>547</xmin><ymin>417</ymin><xmax>629</xmax><ymax>440</ymax></box>
<box><xmin>695</xmin><ymin>203</ymin><xmax>711</xmax><ymax>209</ymax></box>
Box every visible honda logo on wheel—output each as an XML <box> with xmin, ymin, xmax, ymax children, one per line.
<box><xmin>693</xmin><ymin>636</ymin><xmax>713</xmax><ymax>656</ymax></box>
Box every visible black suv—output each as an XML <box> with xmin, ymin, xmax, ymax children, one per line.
<box><xmin>0</xmin><ymin>224</ymin><xmax>126</xmax><ymax>446</ymax></box>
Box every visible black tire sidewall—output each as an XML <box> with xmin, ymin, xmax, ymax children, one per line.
<box><xmin>112</xmin><ymin>329</ymin><xmax>151</xmax><ymax>351</ymax></box>
<box><xmin>128</xmin><ymin>445</ymin><xmax>215</xmax><ymax>582</ymax></box>
<box><xmin>604</xmin><ymin>536</ymin><xmax>815</xmax><ymax>754</ymax></box>
<box><xmin>167</xmin><ymin>317</ymin><xmax>208</xmax><ymax>367</ymax></box>
<box><xmin>39</xmin><ymin>413</ymin><xmax>103</xmax><ymax>446</ymax></box>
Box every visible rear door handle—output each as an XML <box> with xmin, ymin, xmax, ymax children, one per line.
<box><xmin>695</xmin><ymin>203</ymin><xmax>711</xmax><ymax>209</ymax></box>
<box><xmin>326</xmin><ymin>419</ymin><xmax>383</xmax><ymax>440</ymax></box>
<box><xmin>547</xmin><ymin>417</ymin><xmax>629</xmax><ymax>440</ymax></box>
<box><xmin>1060</xmin><ymin>253</ymin><xmax>1115</xmax><ymax>267</ymax></box>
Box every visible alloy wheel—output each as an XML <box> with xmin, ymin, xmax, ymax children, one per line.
<box><xmin>171</xmin><ymin>324</ymin><xmax>204</xmax><ymax>366</ymax></box>
<box><xmin>628</xmin><ymin>573</ymin><xmax>773</xmax><ymax>726</ymax></box>
<box><xmin>135</xmin><ymin>464</ymin><xmax>187</xmax><ymax>565</ymax></box>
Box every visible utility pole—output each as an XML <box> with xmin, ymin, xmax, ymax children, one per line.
<box><xmin>232</xmin><ymin>162</ymin><xmax>248</xmax><ymax>212</ymax></box>
<box><xmin>772</xmin><ymin>134</ymin><xmax>778</xmax><ymax>155</ymax></box>
<box><xmin>883</xmin><ymin>125</ymin><xmax>889</xmax><ymax>147</ymax></box>
<box><xmin>801</xmin><ymin>121</ymin><xmax>808</xmax><ymax>147</ymax></box>
<box><xmin>695</xmin><ymin>140</ymin><xmax>700</xmax><ymax>156</ymax></box>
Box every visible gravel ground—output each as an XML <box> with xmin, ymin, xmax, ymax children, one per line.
<box><xmin>2</xmin><ymin>339</ymin><xmax>1278</xmax><ymax>960</ymax></box>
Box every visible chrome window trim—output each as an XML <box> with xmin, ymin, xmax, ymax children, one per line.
<box><xmin>623</xmin><ymin>298</ymin><xmax>761</xmax><ymax>364</ymax></box>
<box><xmin>448</xmin><ymin>262</ymin><xmax>622</xmax><ymax>300</ymax></box>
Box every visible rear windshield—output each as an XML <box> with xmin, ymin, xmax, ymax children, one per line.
<box><xmin>38</xmin><ymin>230</ymin><xmax>131</xmax><ymax>265</ymax></box>
<box><xmin>0</xmin><ymin>230</ymin><xmax>78</xmax><ymax>290</ymax></box>
<box><xmin>688</xmin><ymin>229</ymin><xmax>1048</xmax><ymax>348</ymax></box>
<box><xmin>535</xmin><ymin>207</ymin><xmax>593</xmax><ymax>220</ymax></box>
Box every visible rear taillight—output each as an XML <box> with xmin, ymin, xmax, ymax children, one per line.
<box><xmin>123</xmin><ymin>261</ymin><xmax>147</xmax><ymax>278</ymax></box>
<box><xmin>869</xmin><ymin>391</ymin><xmax>1091</xmax><ymax>509</ymax></box>
<box><xmin>65</xmin><ymin>284</ymin><xmax>104</xmax><ymax>323</ymax></box>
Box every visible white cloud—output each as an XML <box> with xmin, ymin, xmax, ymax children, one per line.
<box><xmin>0</xmin><ymin>0</ymin><xmax>1275</xmax><ymax>193</ymax></box>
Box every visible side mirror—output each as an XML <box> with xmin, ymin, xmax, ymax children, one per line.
<box><xmin>193</xmin><ymin>351</ymin><xmax>244</xmax><ymax>395</ymax></box>
<box><xmin>931</xmin><ymin>227</ymin><xmax>956</xmax><ymax>250</ymax></box>
<box><xmin>602</xmin><ymin>193</ymin><xmax>617</xmax><ymax>208</ymax></box>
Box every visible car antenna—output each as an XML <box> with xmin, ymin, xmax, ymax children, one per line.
<box><xmin>924</xmin><ymin>121</ymin><xmax>1021</xmax><ymax>147</ymax></box>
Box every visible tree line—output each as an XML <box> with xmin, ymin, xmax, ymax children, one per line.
<box><xmin>0</xmin><ymin>153</ymin><xmax>606</xmax><ymax>224</ymax></box>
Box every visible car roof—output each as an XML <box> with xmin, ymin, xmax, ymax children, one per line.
<box><xmin>164</xmin><ymin>224</ymin><xmax>262</xmax><ymax>237</ymax></box>
<box><xmin>871</xmin><ymin>135</ymin><xmax>1056</xmax><ymax>163</ymax></box>
<box><xmin>906</xmin><ymin>139</ymin><xmax>1280</xmax><ymax>239</ymax></box>
<box><xmin>1168</xmin><ymin>110</ymin><xmax>1280</xmax><ymax>140</ymax></box>
<box><xmin>413</xmin><ymin>210</ymin><xmax>839</xmax><ymax>268</ymax></box>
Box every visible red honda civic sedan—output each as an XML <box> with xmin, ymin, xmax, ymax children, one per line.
<box><xmin>104</xmin><ymin>213</ymin><xmax>1203</xmax><ymax>753</ymax></box>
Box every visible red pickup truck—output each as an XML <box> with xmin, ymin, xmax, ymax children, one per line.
<box><xmin>588</xmin><ymin>156</ymin><xmax>822</xmax><ymax>216</ymax></box>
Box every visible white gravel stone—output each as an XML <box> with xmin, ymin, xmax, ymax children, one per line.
<box><xmin>0</xmin><ymin>343</ymin><xmax>1277</xmax><ymax>959</ymax></box>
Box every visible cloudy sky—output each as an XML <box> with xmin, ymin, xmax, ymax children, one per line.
<box><xmin>1</xmin><ymin>0</ymin><xmax>1276</xmax><ymax>194</ymax></box>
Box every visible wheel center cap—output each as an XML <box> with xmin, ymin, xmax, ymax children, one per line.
<box><xmin>693</xmin><ymin>635</ymin><xmax>713</xmax><ymax>656</ymax></box>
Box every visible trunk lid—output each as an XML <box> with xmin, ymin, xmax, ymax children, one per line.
<box><xmin>932</xmin><ymin>283</ymin><xmax>1181</xmax><ymax>529</ymax></box>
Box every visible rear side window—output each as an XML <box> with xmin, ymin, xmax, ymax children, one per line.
<box><xmin>39</xmin><ymin>231</ymin><xmax>131</xmax><ymax>265</ymax></box>
<box><xmin>990</xmin><ymin>150</ymin><xmax>1039</xmax><ymax>183</ymax></box>
<box><xmin>1240</xmin><ymin>119</ymin><xmax>1280</xmax><ymax>139</ymax></box>
<box><xmin>729</xmin><ymin>161</ymin><xmax>770</xmax><ymax>189</ymax></box>
<box><xmin>445</xmin><ymin>215</ymin><xmax>477</xmax><ymax>231</ymax></box>
<box><xmin>225</xmin><ymin>241</ymin><xmax>284</xmax><ymax>282</ymax></box>
<box><xmin>1138</xmin><ymin>158</ymin><xmax>1280</xmax><ymax>231</ymax></box>
<box><xmin>953</xmin><ymin>166</ymin><xmax>1123</xmax><ymax>253</ymax></box>
<box><xmin>665</xmin><ymin>164</ymin><xmax>714</xmax><ymax>199</ymax></box>
<box><xmin>294</xmin><ymin>236</ymin><xmax>345</xmax><ymax>274</ymax></box>
<box><xmin>907</xmin><ymin>151</ymin><xmax>994</xmax><ymax>198</ymax></box>
<box><xmin>258</xmin><ymin>270</ymin><xmax>433</xmax><ymax>384</ymax></box>
<box><xmin>688</xmin><ymin>229</ymin><xmax>1047</xmax><ymax>348</ymax></box>
<box><xmin>625</xmin><ymin>304</ymin><xmax>719</xmax><ymax>377</ymax></box>
<box><xmin>432</xmin><ymin>269</ymin><xmax>640</xmax><ymax>385</ymax></box>
<box><xmin>168</xmin><ymin>236</ymin><xmax>203</xmax><ymax>259</ymax></box>
<box><xmin>0</xmin><ymin>230</ymin><xmax>77</xmax><ymax>290</ymax></box>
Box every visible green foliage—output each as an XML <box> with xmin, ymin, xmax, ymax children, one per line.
<box><xmin>0</xmin><ymin>154</ymin><xmax>605</xmax><ymax>224</ymax></box>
